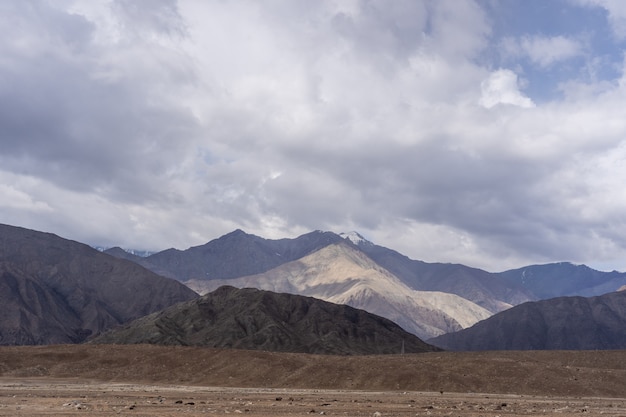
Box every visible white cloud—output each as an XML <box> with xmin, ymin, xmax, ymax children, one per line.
<box><xmin>479</xmin><ymin>69</ymin><xmax>535</xmax><ymax>108</ymax></box>
<box><xmin>0</xmin><ymin>180</ymin><xmax>52</xmax><ymax>212</ymax></box>
<box><xmin>501</xmin><ymin>35</ymin><xmax>584</xmax><ymax>68</ymax></box>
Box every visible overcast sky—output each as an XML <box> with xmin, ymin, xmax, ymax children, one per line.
<box><xmin>2</xmin><ymin>0</ymin><xmax>626</xmax><ymax>272</ymax></box>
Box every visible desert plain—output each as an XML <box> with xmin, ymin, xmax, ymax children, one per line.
<box><xmin>1</xmin><ymin>344</ymin><xmax>626</xmax><ymax>416</ymax></box>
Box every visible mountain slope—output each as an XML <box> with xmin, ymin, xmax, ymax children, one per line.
<box><xmin>0</xmin><ymin>223</ymin><xmax>198</xmax><ymax>345</ymax></box>
<box><xmin>109</xmin><ymin>229</ymin><xmax>344</xmax><ymax>281</ymax></box>
<box><xmin>0</xmin><ymin>263</ymin><xmax>87</xmax><ymax>345</ymax></box>
<box><xmin>186</xmin><ymin>242</ymin><xmax>491</xmax><ymax>340</ymax></box>
<box><xmin>428</xmin><ymin>289</ymin><xmax>626</xmax><ymax>350</ymax></box>
<box><xmin>498</xmin><ymin>262</ymin><xmax>626</xmax><ymax>298</ymax></box>
<box><xmin>347</xmin><ymin>235</ymin><xmax>535</xmax><ymax>313</ymax></box>
<box><xmin>91</xmin><ymin>286</ymin><xmax>440</xmax><ymax>355</ymax></box>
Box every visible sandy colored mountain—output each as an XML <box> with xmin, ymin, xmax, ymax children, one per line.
<box><xmin>186</xmin><ymin>242</ymin><xmax>491</xmax><ymax>340</ymax></box>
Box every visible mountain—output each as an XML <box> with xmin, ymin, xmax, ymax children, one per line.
<box><xmin>90</xmin><ymin>285</ymin><xmax>441</xmax><ymax>355</ymax></box>
<box><xmin>105</xmin><ymin>229</ymin><xmax>626</xmax><ymax>307</ymax></box>
<box><xmin>498</xmin><ymin>262</ymin><xmax>626</xmax><ymax>298</ymax></box>
<box><xmin>428</xmin><ymin>289</ymin><xmax>626</xmax><ymax>350</ymax></box>
<box><xmin>100</xmin><ymin>246</ymin><xmax>154</xmax><ymax>260</ymax></box>
<box><xmin>102</xmin><ymin>246</ymin><xmax>146</xmax><ymax>263</ymax></box>
<box><xmin>185</xmin><ymin>242</ymin><xmax>491</xmax><ymax>340</ymax></box>
<box><xmin>112</xmin><ymin>229</ymin><xmax>535</xmax><ymax>315</ymax></box>
<box><xmin>0</xmin><ymin>263</ymin><xmax>88</xmax><ymax>345</ymax></box>
<box><xmin>106</xmin><ymin>229</ymin><xmax>344</xmax><ymax>281</ymax></box>
<box><xmin>344</xmin><ymin>235</ymin><xmax>535</xmax><ymax>314</ymax></box>
<box><xmin>342</xmin><ymin>232</ymin><xmax>626</xmax><ymax>309</ymax></box>
<box><xmin>0</xmin><ymin>224</ymin><xmax>198</xmax><ymax>345</ymax></box>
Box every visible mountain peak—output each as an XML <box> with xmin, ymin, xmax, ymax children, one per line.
<box><xmin>225</xmin><ymin>229</ymin><xmax>248</xmax><ymax>237</ymax></box>
<box><xmin>339</xmin><ymin>231</ymin><xmax>372</xmax><ymax>246</ymax></box>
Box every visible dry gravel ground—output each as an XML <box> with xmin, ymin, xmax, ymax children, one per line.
<box><xmin>1</xmin><ymin>345</ymin><xmax>626</xmax><ymax>416</ymax></box>
<box><xmin>1</xmin><ymin>380</ymin><xmax>626</xmax><ymax>416</ymax></box>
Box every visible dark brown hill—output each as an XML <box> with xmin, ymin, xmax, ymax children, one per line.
<box><xmin>0</xmin><ymin>223</ymin><xmax>198</xmax><ymax>345</ymax></box>
<box><xmin>90</xmin><ymin>286</ymin><xmax>439</xmax><ymax>355</ymax></box>
<box><xmin>429</xmin><ymin>289</ymin><xmax>626</xmax><ymax>350</ymax></box>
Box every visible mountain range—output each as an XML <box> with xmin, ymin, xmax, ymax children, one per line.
<box><xmin>106</xmin><ymin>229</ymin><xmax>626</xmax><ymax>342</ymax></box>
<box><xmin>3</xmin><ymin>222</ymin><xmax>626</xmax><ymax>350</ymax></box>
<box><xmin>107</xmin><ymin>229</ymin><xmax>345</xmax><ymax>281</ymax></box>
<box><xmin>499</xmin><ymin>262</ymin><xmax>626</xmax><ymax>298</ymax></box>
<box><xmin>108</xmin><ymin>229</ymin><xmax>626</xmax><ymax>304</ymax></box>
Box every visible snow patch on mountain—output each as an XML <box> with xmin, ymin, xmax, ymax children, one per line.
<box><xmin>95</xmin><ymin>246</ymin><xmax>155</xmax><ymax>257</ymax></box>
<box><xmin>339</xmin><ymin>231</ymin><xmax>372</xmax><ymax>246</ymax></box>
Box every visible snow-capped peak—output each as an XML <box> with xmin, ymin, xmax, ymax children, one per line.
<box><xmin>339</xmin><ymin>231</ymin><xmax>372</xmax><ymax>246</ymax></box>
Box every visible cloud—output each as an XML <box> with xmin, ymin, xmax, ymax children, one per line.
<box><xmin>479</xmin><ymin>69</ymin><xmax>535</xmax><ymax>108</ymax></box>
<box><xmin>1</xmin><ymin>0</ymin><xmax>626</xmax><ymax>272</ymax></box>
<box><xmin>111</xmin><ymin>0</ymin><xmax>187</xmax><ymax>38</ymax></box>
<box><xmin>0</xmin><ymin>0</ymin><xmax>199</xmax><ymax>203</ymax></box>
<box><xmin>501</xmin><ymin>35</ymin><xmax>584</xmax><ymax>68</ymax></box>
<box><xmin>0</xmin><ymin>178</ymin><xmax>52</xmax><ymax>212</ymax></box>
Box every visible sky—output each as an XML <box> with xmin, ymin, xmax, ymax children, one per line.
<box><xmin>2</xmin><ymin>0</ymin><xmax>626</xmax><ymax>273</ymax></box>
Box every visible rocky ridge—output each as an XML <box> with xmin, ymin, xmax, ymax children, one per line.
<box><xmin>90</xmin><ymin>285</ymin><xmax>440</xmax><ymax>355</ymax></box>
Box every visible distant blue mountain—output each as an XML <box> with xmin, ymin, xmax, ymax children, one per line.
<box><xmin>498</xmin><ymin>262</ymin><xmax>626</xmax><ymax>298</ymax></box>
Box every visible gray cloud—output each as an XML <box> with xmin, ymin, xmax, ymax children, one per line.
<box><xmin>0</xmin><ymin>0</ymin><xmax>199</xmax><ymax>204</ymax></box>
<box><xmin>1</xmin><ymin>0</ymin><xmax>626</xmax><ymax>271</ymax></box>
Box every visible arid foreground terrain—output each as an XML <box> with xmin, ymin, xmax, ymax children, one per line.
<box><xmin>1</xmin><ymin>345</ymin><xmax>625</xmax><ymax>416</ymax></box>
